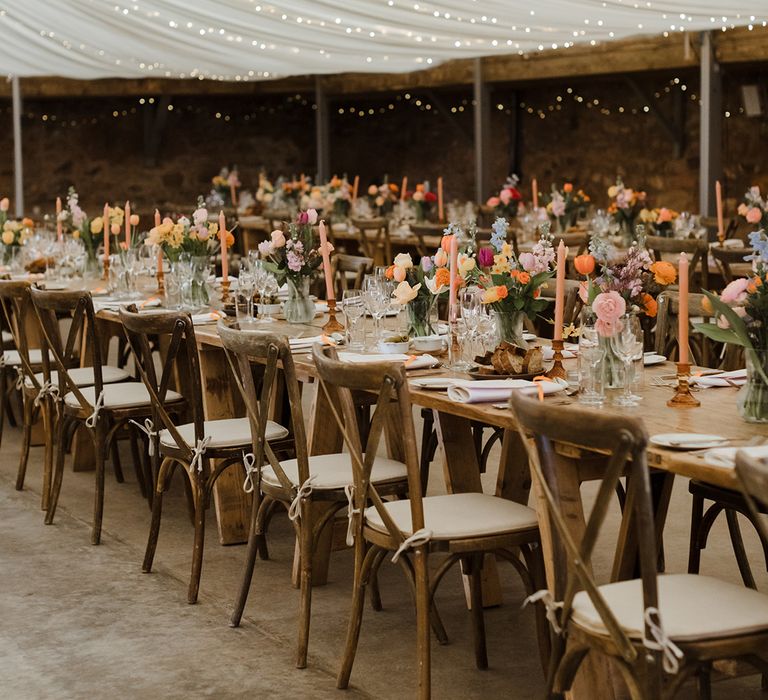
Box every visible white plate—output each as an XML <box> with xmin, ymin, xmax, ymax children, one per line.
<box><xmin>644</xmin><ymin>354</ymin><xmax>667</xmax><ymax>366</ymax></box>
<box><xmin>41</xmin><ymin>281</ymin><xmax>69</xmax><ymax>290</ymax></box>
<box><xmin>409</xmin><ymin>377</ymin><xmax>455</xmax><ymax>391</ymax></box>
<box><xmin>703</xmin><ymin>445</ymin><xmax>768</xmax><ymax>468</ymax></box>
<box><xmin>650</xmin><ymin>433</ymin><xmax>729</xmax><ymax>450</ymax></box>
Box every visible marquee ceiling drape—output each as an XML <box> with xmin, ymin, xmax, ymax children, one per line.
<box><xmin>0</xmin><ymin>1</ymin><xmax>765</xmax><ymax>80</ymax></box>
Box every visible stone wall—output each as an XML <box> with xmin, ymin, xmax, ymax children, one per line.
<box><xmin>0</xmin><ymin>64</ymin><xmax>766</xmax><ymax>220</ymax></box>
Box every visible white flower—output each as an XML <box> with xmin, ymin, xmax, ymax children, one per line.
<box><xmin>393</xmin><ymin>252</ymin><xmax>413</xmax><ymax>269</ymax></box>
<box><xmin>425</xmin><ymin>276</ymin><xmax>447</xmax><ymax>295</ymax></box>
<box><xmin>392</xmin><ymin>281</ymin><xmax>420</xmax><ymax>304</ymax></box>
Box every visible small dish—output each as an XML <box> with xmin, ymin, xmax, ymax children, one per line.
<box><xmin>649</xmin><ymin>433</ymin><xmax>729</xmax><ymax>450</ymax></box>
<box><xmin>379</xmin><ymin>340</ymin><xmax>410</xmax><ymax>354</ymax></box>
<box><xmin>467</xmin><ymin>369</ymin><xmax>540</xmax><ymax>381</ymax></box>
<box><xmin>643</xmin><ymin>354</ymin><xmax>667</xmax><ymax>366</ymax></box>
<box><xmin>411</xmin><ymin>335</ymin><xmax>444</xmax><ymax>353</ymax></box>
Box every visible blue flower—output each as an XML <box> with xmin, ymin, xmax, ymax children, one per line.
<box><xmin>746</xmin><ymin>230</ymin><xmax>768</xmax><ymax>263</ymax></box>
<box><xmin>442</xmin><ymin>222</ymin><xmax>462</xmax><ymax>238</ymax></box>
<box><xmin>490</xmin><ymin>217</ymin><xmax>508</xmax><ymax>253</ymax></box>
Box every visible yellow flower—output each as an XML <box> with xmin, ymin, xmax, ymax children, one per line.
<box><xmin>500</xmin><ymin>242</ymin><xmax>514</xmax><ymax>259</ymax></box>
<box><xmin>208</xmin><ymin>222</ymin><xmax>219</xmax><ymax>237</ymax></box>
<box><xmin>90</xmin><ymin>217</ymin><xmax>104</xmax><ymax>234</ymax></box>
<box><xmin>458</xmin><ymin>253</ymin><xmax>475</xmax><ymax>277</ymax></box>
<box><xmin>109</xmin><ymin>207</ymin><xmax>124</xmax><ymax>226</ymax></box>
<box><xmin>72</xmin><ymin>230</ymin><xmax>80</xmax><ymax>239</ymax></box>
<box><xmin>481</xmin><ymin>287</ymin><xmax>500</xmax><ymax>304</ymax></box>
<box><xmin>2</xmin><ymin>230</ymin><xmax>15</xmax><ymax>245</ymax></box>
<box><xmin>639</xmin><ymin>208</ymin><xmax>657</xmax><ymax>223</ymax></box>
<box><xmin>607</xmin><ymin>185</ymin><xmax>619</xmax><ymax>198</ymax></box>
<box><xmin>491</xmin><ymin>255</ymin><xmax>511</xmax><ymax>275</ymax></box>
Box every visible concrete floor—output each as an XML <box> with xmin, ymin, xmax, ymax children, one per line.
<box><xmin>1</xmin><ymin>390</ymin><xmax>767</xmax><ymax>699</ymax></box>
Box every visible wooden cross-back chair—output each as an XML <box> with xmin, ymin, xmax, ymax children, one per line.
<box><xmin>0</xmin><ymin>285</ymin><xmax>22</xmax><ymax>436</ymax></box>
<box><xmin>710</xmin><ymin>245</ymin><xmax>754</xmax><ymax>285</ymax></box>
<box><xmin>511</xmin><ymin>393</ymin><xmax>768</xmax><ymax>699</ymax></box>
<box><xmin>218</xmin><ymin>321</ymin><xmax>409</xmax><ymax>668</ymax></box>
<box><xmin>645</xmin><ymin>235</ymin><xmax>709</xmax><ymax>292</ymax></box>
<box><xmin>312</xmin><ymin>344</ymin><xmax>547</xmax><ymax>698</ymax></box>
<box><xmin>351</xmin><ymin>217</ymin><xmax>390</xmax><ymax>266</ymax></box>
<box><xmin>29</xmin><ymin>288</ymin><xmax>139</xmax><ymax>542</ymax></box>
<box><xmin>410</xmin><ymin>222</ymin><xmax>443</xmax><ymax>259</ymax></box>
<box><xmin>331</xmin><ymin>253</ymin><xmax>374</xmax><ymax>298</ymax></box>
<box><xmin>119</xmin><ymin>308</ymin><xmax>289</xmax><ymax>604</ymax></box>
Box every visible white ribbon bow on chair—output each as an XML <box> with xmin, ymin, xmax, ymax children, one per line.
<box><xmin>14</xmin><ymin>367</ymin><xmax>24</xmax><ymax>391</ymax></box>
<box><xmin>287</xmin><ymin>476</ymin><xmax>316</xmax><ymax>522</ymax></box>
<box><xmin>129</xmin><ymin>418</ymin><xmax>157</xmax><ymax>456</ymax></box>
<box><xmin>188</xmin><ymin>436</ymin><xmax>212</xmax><ymax>474</ymax></box>
<box><xmin>643</xmin><ymin>606</ymin><xmax>684</xmax><ymax>675</ymax></box>
<box><xmin>242</xmin><ymin>452</ymin><xmax>261</xmax><ymax>494</ymax></box>
<box><xmin>344</xmin><ymin>483</ymin><xmax>362</xmax><ymax>547</ymax></box>
<box><xmin>33</xmin><ymin>380</ymin><xmax>59</xmax><ymax>408</ymax></box>
<box><xmin>523</xmin><ymin>589</ymin><xmax>565</xmax><ymax>635</ymax></box>
<box><xmin>391</xmin><ymin>528</ymin><xmax>433</xmax><ymax>563</ymax></box>
<box><xmin>85</xmin><ymin>390</ymin><xmax>105</xmax><ymax>428</ymax></box>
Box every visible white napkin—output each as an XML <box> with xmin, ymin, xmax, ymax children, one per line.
<box><xmin>447</xmin><ymin>378</ymin><xmax>566</xmax><ymax>404</ymax></box>
<box><xmin>93</xmin><ymin>297</ymin><xmax>162</xmax><ymax>312</ymax></box>
<box><xmin>337</xmin><ymin>352</ymin><xmax>440</xmax><ymax>369</ymax></box>
<box><xmin>703</xmin><ymin>445</ymin><xmax>768</xmax><ymax>469</ymax></box>
<box><xmin>289</xmin><ymin>335</ymin><xmax>330</xmax><ymax>351</ymax></box>
<box><xmin>190</xmin><ymin>311</ymin><xmax>223</xmax><ymax>326</ymax></box>
<box><xmin>691</xmin><ymin>369</ymin><xmax>747</xmax><ymax>388</ymax></box>
<box><xmin>542</xmin><ymin>343</ymin><xmax>578</xmax><ymax>361</ymax></box>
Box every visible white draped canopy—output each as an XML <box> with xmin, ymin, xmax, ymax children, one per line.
<box><xmin>0</xmin><ymin>1</ymin><xmax>765</xmax><ymax>80</ymax></box>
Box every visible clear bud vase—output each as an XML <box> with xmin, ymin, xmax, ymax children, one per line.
<box><xmin>448</xmin><ymin>318</ymin><xmax>471</xmax><ymax>371</ymax></box>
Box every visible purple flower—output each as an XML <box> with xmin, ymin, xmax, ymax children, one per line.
<box><xmin>477</xmin><ymin>247</ymin><xmax>494</xmax><ymax>268</ymax></box>
<box><xmin>257</xmin><ymin>241</ymin><xmax>273</xmax><ymax>256</ymax></box>
<box><xmin>297</xmin><ymin>211</ymin><xmax>309</xmax><ymax>225</ymax></box>
<box><xmin>421</xmin><ymin>256</ymin><xmax>434</xmax><ymax>272</ymax></box>
<box><xmin>287</xmin><ymin>251</ymin><xmax>304</xmax><ymax>272</ymax></box>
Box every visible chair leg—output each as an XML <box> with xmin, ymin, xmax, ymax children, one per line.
<box><xmin>419</xmin><ymin>409</ymin><xmax>435</xmax><ymax>494</ymax></box>
<box><xmin>187</xmin><ymin>489</ymin><xmax>206</xmax><ymax>604</ymax></box>
<box><xmin>688</xmin><ymin>493</ymin><xmax>705</xmax><ymax>574</ymax></box>
<box><xmin>368</xmin><ymin>547</ymin><xmax>388</xmax><ymax>612</ymax></box>
<box><xmin>725</xmin><ymin>509</ymin><xmax>757</xmax><ymax>589</ymax></box>
<box><xmin>696</xmin><ymin>664</ymin><xmax>712</xmax><ymax>700</ymax></box>
<box><xmin>45</xmin><ymin>418</ymin><xmax>68</xmax><ymax>525</ymax></box>
<box><xmin>128</xmin><ymin>429</ymin><xmax>147</xmax><ymax>499</ymax></box>
<box><xmin>142</xmin><ymin>460</ymin><xmax>170</xmax><ymax>572</ymax></box>
<box><xmin>296</xmin><ymin>497</ymin><xmax>313</xmax><ymax>668</ymax></box>
<box><xmin>413</xmin><ymin>549</ymin><xmax>432</xmax><ymax>700</ymax></box>
<box><xmin>110</xmin><ymin>434</ymin><xmax>124</xmax><ymax>484</ymax></box>
<box><xmin>255</xmin><ymin>496</ymin><xmax>274</xmax><ymax>561</ymax></box>
<box><xmin>466</xmin><ymin>554</ymin><xmax>488</xmax><ymax>670</ymax></box>
<box><xmin>0</xmin><ymin>367</ymin><xmax>6</xmax><ymax>450</ymax></box>
<box><xmin>337</xmin><ymin>544</ymin><xmax>379</xmax><ymax>689</ymax></box>
<box><xmin>41</xmin><ymin>400</ymin><xmax>55</xmax><ymax>511</ymax></box>
<box><xmin>230</xmin><ymin>492</ymin><xmax>263</xmax><ymax>628</ymax></box>
<box><xmin>92</xmin><ymin>431</ymin><xmax>107</xmax><ymax>545</ymax></box>
<box><xmin>15</xmin><ymin>394</ymin><xmax>33</xmax><ymax>491</ymax></box>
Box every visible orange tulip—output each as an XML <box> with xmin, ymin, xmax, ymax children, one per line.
<box><xmin>574</xmin><ymin>254</ymin><xmax>595</xmax><ymax>276</ymax></box>
<box><xmin>385</xmin><ymin>265</ymin><xmax>396</xmax><ymax>280</ymax></box>
<box><xmin>641</xmin><ymin>293</ymin><xmax>658</xmax><ymax>318</ymax></box>
<box><xmin>496</xmin><ymin>285</ymin><xmax>509</xmax><ymax>299</ymax></box>
<box><xmin>563</xmin><ymin>183</ymin><xmax>573</xmax><ymax>193</ymax></box>
<box><xmin>440</xmin><ymin>235</ymin><xmax>452</xmax><ymax>253</ymax></box>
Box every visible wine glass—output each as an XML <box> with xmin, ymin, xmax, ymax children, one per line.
<box><xmin>460</xmin><ymin>287</ymin><xmax>481</xmax><ymax>360</ymax></box>
<box><xmin>610</xmin><ymin>314</ymin><xmax>644</xmax><ymax>407</ymax></box>
<box><xmin>342</xmin><ymin>289</ymin><xmax>366</xmax><ymax>350</ymax></box>
<box><xmin>362</xmin><ymin>275</ymin><xmax>389</xmax><ymax>346</ymax></box>
<box><xmin>237</xmin><ymin>269</ymin><xmax>257</xmax><ymax>325</ymax></box>
<box><xmin>257</xmin><ymin>271</ymin><xmax>278</xmax><ymax>323</ymax></box>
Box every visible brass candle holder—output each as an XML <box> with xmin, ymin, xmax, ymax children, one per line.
<box><xmin>157</xmin><ymin>265</ymin><xmax>165</xmax><ymax>296</ymax></box>
<box><xmin>667</xmin><ymin>361</ymin><xmax>700</xmax><ymax>407</ymax></box>
<box><xmin>102</xmin><ymin>255</ymin><xmax>110</xmax><ymax>281</ymax></box>
<box><xmin>322</xmin><ymin>298</ymin><xmax>345</xmax><ymax>334</ymax></box>
<box><xmin>545</xmin><ymin>338</ymin><xmax>567</xmax><ymax>380</ymax></box>
<box><xmin>220</xmin><ymin>278</ymin><xmax>232</xmax><ymax>306</ymax></box>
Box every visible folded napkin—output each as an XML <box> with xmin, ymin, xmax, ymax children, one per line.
<box><xmin>691</xmin><ymin>369</ymin><xmax>747</xmax><ymax>388</ymax></box>
<box><xmin>93</xmin><ymin>297</ymin><xmax>162</xmax><ymax>312</ymax></box>
<box><xmin>447</xmin><ymin>378</ymin><xmax>565</xmax><ymax>404</ymax></box>
<box><xmin>542</xmin><ymin>343</ymin><xmax>578</xmax><ymax>361</ymax></box>
<box><xmin>190</xmin><ymin>311</ymin><xmax>223</xmax><ymax>326</ymax></box>
<box><xmin>288</xmin><ymin>335</ymin><xmax>337</xmax><ymax>352</ymax></box>
<box><xmin>703</xmin><ymin>444</ymin><xmax>768</xmax><ymax>469</ymax></box>
<box><xmin>337</xmin><ymin>352</ymin><xmax>440</xmax><ymax>369</ymax></box>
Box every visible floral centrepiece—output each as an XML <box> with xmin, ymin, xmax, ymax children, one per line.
<box><xmin>320</xmin><ymin>176</ymin><xmax>352</xmax><ymax>220</ymax></box>
<box><xmin>486</xmin><ymin>175</ymin><xmax>523</xmax><ymax>220</ymax></box>
<box><xmin>255</xmin><ymin>172</ymin><xmax>275</xmax><ymax>208</ymax></box>
<box><xmin>544</xmin><ymin>183</ymin><xmax>590</xmax><ymax>233</ymax></box>
<box><xmin>406</xmin><ymin>183</ymin><xmax>438</xmax><ymax>222</ymax></box>
<box><xmin>60</xmin><ymin>187</ymin><xmax>123</xmax><ymax>263</ymax></box>
<box><xmin>738</xmin><ymin>186</ymin><xmax>768</xmax><ymax>231</ymax></box>
<box><xmin>147</xmin><ymin>197</ymin><xmax>228</xmax><ymax>263</ymax></box>
<box><xmin>208</xmin><ymin>166</ymin><xmax>240</xmax><ymax>208</ymax></box>
<box><xmin>638</xmin><ymin>207</ymin><xmax>680</xmax><ymax>237</ymax></box>
<box><xmin>696</xmin><ymin>230</ymin><xmax>768</xmax><ymax>422</ymax></box>
<box><xmin>366</xmin><ymin>182</ymin><xmax>399</xmax><ymax>216</ymax></box>
<box><xmin>0</xmin><ymin>196</ymin><xmax>9</xmax><ymax>228</ymax></box>
<box><xmin>607</xmin><ymin>178</ymin><xmax>647</xmax><ymax>238</ymax></box>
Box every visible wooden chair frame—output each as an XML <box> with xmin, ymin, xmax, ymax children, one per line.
<box><xmin>331</xmin><ymin>253</ymin><xmax>374</xmax><ymax>297</ymax></box>
<box><xmin>710</xmin><ymin>246</ymin><xmax>754</xmax><ymax>285</ymax></box>
<box><xmin>351</xmin><ymin>217</ymin><xmax>390</xmax><ymax>266</ymax></box>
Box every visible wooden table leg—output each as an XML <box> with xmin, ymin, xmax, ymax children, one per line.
<box><xmin>434</xmin><ymin>410</ymin><xmax>503</xmax><ymax>608</ymax></box>
<box><xmin>198</xmin><ymin>345</ymin><xmax>250</xmax><ymax>545</ymax></box>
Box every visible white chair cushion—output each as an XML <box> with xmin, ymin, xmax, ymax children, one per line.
<box><xmin>1</xmin><ymin>330</ymin><xmax>12</xmax><ymax>343</ymax></box>
<box><xmin>262</xmin><ymin>453</ymin><xmax>407</xmax><ymax>490</ymax></box>
<box><xmin>159</xmin><ymin>417</ymin><xmax>288</xmax><ymax>450</ymax></box>
<box><xmin>2</xmin><ymin>348</ymin><xmax>45</xmax><ymax>366</ymax></box>
<box><xmin>64</xmin><ymin>383</ymin><xmax>182</xmax><ymax>410</ymax></box>
<box><xmin>365</xmin><ymin>492</ymin><xmax>538</xmax><ymax>540</ymax></box>
<box><xmin>24</xmin><ymin>366</ymin><xmax>130</xmax><ymax>389</ymax></box>
<box><xmin>571</xmin><ymin>573</ymin><xmax>768</xmax><ymax>642</ymax></box>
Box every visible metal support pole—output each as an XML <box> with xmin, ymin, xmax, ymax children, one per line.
<box><xmin>315</xmin><ymin>76</ymin><xmax>330</xmax><ymax>183</ymax></box>
<box><xmin>699</xmin><ymin>31</ymin><xmax>722</xmax><ymax>217</ymax></box>
<box><xmin>11</xmin><ymin>76</ymin><xmax>23</xmax><ymax>217</ymax></box>
<box><xmin>473</xmin><ymin>58</ymin><xmax>491</xmax><ymax>205</ymax></box>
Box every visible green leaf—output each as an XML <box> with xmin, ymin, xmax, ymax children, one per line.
<box><xmin>693</xmin><ymin>322</ymin><xmax>745</xmax><ymax>347</ymax></box>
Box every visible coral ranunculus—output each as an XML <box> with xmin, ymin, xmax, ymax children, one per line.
<box><xmin>649</xmin><ymin>260</ymin><xmax>676</xmax><ymax>286</ymax></box>
<box><xmin>433</xmin><ymin>266</ymin><xmax>450</xmax><ymax>290</ymax></box>
<box><xmin>516</xmin><ymin>271</ymin><xmax>531</xmax><ymax>285</ymax></box>
<box><xmin>563</xmin><ymin>183</ymin><xmax>573</xmax><ymax>193</ymax></box>
<box><xmin>574</xmin><ymin>253</ymin><xmax>596</xmax><ymax>276</ymax></box>
<box><xmin>641</xmin><ymin>293</ymin><xmax>658</xmax><ymax>318</ymax></box>
<box><xmin>496</xmin><ymin>285</ymin><xmax>509</xmax><ymax>299</ymax></box>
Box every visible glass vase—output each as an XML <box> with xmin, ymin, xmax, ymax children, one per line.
<box><xmin>283</xmin><ymin>276</ymin><xmax>315</xmax><ymax>324</ymax></box>
<box><xmin>737</xmin><ymin>349</ymin><xmax>768</xmax><ymax>423</ymax></box>
<box><xmin>178</xmin><ymin>255</ymin><xmax>210</xmax><ymax>311</ymax></box>
<box><xmin>406</xmin><ymin>295</ymin><xmax>437</xmax><ymax>337</ymax></box>
<box><xmin>493</xmin><ymin>309</ymin><xmax>528</xmax><ymax>349</ymax></box>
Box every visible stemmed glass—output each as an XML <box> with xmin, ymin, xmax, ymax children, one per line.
<box><xmin>460</xmin><ymin>287</ymin><xmax>481</xmax><ymax>361</ymax></box>
<box><xmin>610</xmin><ymin>314</ymin><xmax>644</xmax><ymax>407</ymax></box>
<box><xmin>342</xmin><ymin>289</ymin><xmax>366</xmax><ymax>350</ymax></box>
<box><xmin>237</xmin><ymin>268</ymin><xmax>257</xmax><ymax>325</ymax></box>
<box><xmin>578</xmin><ymin>320</ymin><xmax>606</xmax><ymax>405</ymax></box>
<box><xmin>258</xmin><ymin>274</ymin><xmax>279</xmax><ymax>323</ymax></box>
<box><xmin>362</xmin><ymin>275</ymin><xmax>390</xmax><ymax>346</ymax></box>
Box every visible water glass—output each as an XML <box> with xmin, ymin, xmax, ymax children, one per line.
<box><xmin>362</xmin><ymin>275</ymin><xmax>390</xmax><ymax>346</ymax></box>
<box><xmin>236</xmin><ymin>270</ymin><xmax>257</xmax><ymax>325</ymax></box>
<box><xmin>342</xmin><ymin>289</ymin><xmax>366</xmax><ymax>350</ymax></box>
<box><xmin>610</xmin><ymin>314</ymin><xmax>644</xmax><ymax>407</ymax></box>
<box><xmin>578</xmin><ymin>324</ymin><xmax>606</xmax><ymax>406</ymax></box>
<box><xmin>164</xmin><ymin>269</ymin><xmax>182</xmax><ymax>309</ymax></box>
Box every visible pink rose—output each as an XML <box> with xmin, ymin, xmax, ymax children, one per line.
<box><xmin>518</xmin><ymin>252</ymin><xmax>537</xmax><ymax>272</ymax></box>
<box><xmin>592</xmin><ymin>290</ymin><xmax>626</xmax><ymax>326</ymax></box>
<box><xmin>595</xmin><ymin>318</ymin><xmax>619</xmax><ymax>337</ymax></box>
<box><xmin>738</xmin><ymin>203</ymin><xmax>749</xmax><ymax>217</ymax></box>
<box><xmin>499</xmin><ymin>189</ymin><xmax>512</xmax><ymax>205</ymax></box>
<box><xmin>721</xmin><ymin>277</ymin><xmax>750</xmax><ymax>304</ymax></box>
<box><xmin>271</xmin><ymin>229</ymin><xmax>286</xmax><ymax>247</ymax></box>
<box><xmin>486</xmin><ymin>196</ymin><xmax>500</xmax><ymax>208</ymax></box>
<box><xmin>746</xmin><ymin>207</ymin><xmax>762</xmax><ymax>224</ymax></box>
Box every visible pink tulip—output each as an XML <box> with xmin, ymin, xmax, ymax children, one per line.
<box><xmin>486</xmin><ymin>196</ymin><xmax>500</xmax><ymax>208</ymax></box>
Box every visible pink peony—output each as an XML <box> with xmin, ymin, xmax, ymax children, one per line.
<box><xmin>518</xmin><ymin>252</ymin><xmax>537</xmax><ymax>272</ymax></box>
<box><xmin>721</xmin><ymin>277</ymin><xmax>750</xmax><ymax>304</ymax></box>
<box><xmin>477</xmin><ymin>247</ymin><xmax>495</xmax><ymax>268</ymax></box>
<box><xmin>270</xmin><ymin>229</ymin><xmax>286</xmax><ymax>247</ymax></box>
<box><xmin>592</xmin><ymin>290</ymin><xmax>626</xmax><ymax>325</ymax></box>
<box><xmin>746</xmin><ymin>207</ymin><xmax>763</xmax><ymax>225</ymax></box>
<box><xmin>486</xmin><ymin>196</ymin><xmax>500</xmax><ymax>208</ymax></box>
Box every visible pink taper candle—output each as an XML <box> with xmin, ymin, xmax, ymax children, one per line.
<box><xmin>230</xmin><ymin>180</ymin><xmax>237</xmax><ymax>207</ymax></box>
<box><xmin>352</xmin><ymin>175</ymin><xmax>359</xmax><ymax>202</ymax></box>
<box><xmin>124</xmin><ymin>200</ymin><xmax>131</xmax><ymax>248</ymax></box>
<box><xmin>318</xmin><ymin>220</ymin><xmax>335</xmax><ymax>301</ymax></box>
<box><xmin>449</xmin><ymin>236</ymin><xmax>459</xmax><ymax>322</ymax></box>
<box><xmin>103</xmin><ymin>203</ymin><xmax>110</xmax><ymax>260</ymax></box>
<box><xmin>532</xmin><ymin>178</ymin><xmax>539</xmax><ymax>210</ymax></box>
<box><xmin>553</xmin><ymin>240</ymin><xmax>567</xmax><ymax>341</ymax></box>
<box><xmin>400</xmin><ymin>176</ymin><xmax>408</xmax><ymax>202</ymax></box>
<box><xmin>437</xmin><ymin>176</ymin><xmax>444</xmax><ymax>222</ymax></box>
<box><xmin>715</xmin><ymin>180</ymin><xmax>724</xmax><ymax>241</ymax></box>
<box><xmin>678</xmin><ymin>252</ymin><xmax>689</xmax><ymax>364</ymax></box>
<box><xmin>154</xmin><ymin>208</ymin><xmax>161</xmax><ymax>228</ymax></box>
<box><xmin>56</xmin><ymin>197</ymin><xmax>63</xmax><ymax>242</ymax></box>
<box><xmin>154</xmin><ymin>209</ymin><xmax>162</xmax><ymax>274</ymax></box>
<box><xmin>219</xmin><ymin>211</ymin><xmax>228</xmax><ymax>283</ymax></box>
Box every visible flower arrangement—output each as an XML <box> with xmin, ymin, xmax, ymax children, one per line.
<box><xmin>607</xmin><ymin>178</ymin><xmax>647</xmax><ymax>236</ymax></box>
<box><xmin>406</xmin><ymin>183</ymin><xmax>438</xmax><ymax>222</ymax></box>
<box><xmin>59</xmin><ymin>187</ymin><xmax>121</xmax><ymax>261</ymax></box>
<box><xmin>0</xmin><ymin>197</ymin><xmax>9</xmax><ymax>228</ymax></box>
<box><xmin>1</xmin><ymin>218</ymin><xmax>32</xmax><ymax>247</ymax></box>
<box><xmin>737</xmin><ymin>186</ymin><xmax>768</xmax><ymax>230</ymax></box>
<box><xmin>209</xmin><ymin>166</ymin><xmax>240</xmax><ymax>207</ymax></box>
<box><xmin>696</xmin><ymin>230</ymin><xmax>768</xmax><ymax>421</ymax></box>
<box><xmin>486</xmin><ymin>176</ymin><xmax>523</xmax><ymax>220</ymax></box>
<box><xmin>321</xmin><ymin>176</ymin><xmax>352</xmax><ymax>219</ymax></box>
<box><xmin>255</xmin><ymin>173</ymin><xmax>275</xmax><ymax>206</ymax></box>
<box><xmin>366</xmin><ymin>182</ymin><xmax>399</xmax><ymax>216</ymax></box>
<box><xmin>257</xmin><ymin>208</ymin><xmax>324</xmax><ymax>286</ymax></box>
<box><xmin>276</xmin><ymin>177</ymin><xmax>311</xmax><ymax>208</ymax></box>
<box><xmin>147</xmin><ymin>197</ymin><xmax>228</xmax><ymax>263</ymax></box>
<box><xmin>544</xmin><ymin>183</ymin><xmax>590</xmax><ymax>232</ymax></box>
<box><xmin>638</xmin><ymin>207</ymin><xmax>679</xmax><ymax>237</ymax></box>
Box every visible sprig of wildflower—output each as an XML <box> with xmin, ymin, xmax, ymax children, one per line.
<box><xmin>490</xmin><ymin>217</ymin><xmax>507</xmax><ymax>252</ymax></box>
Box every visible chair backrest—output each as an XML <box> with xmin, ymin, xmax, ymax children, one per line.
<box><xmin>654</xmin><ymin>291</ymin><xmax>742</xmax><ymax>369</ymax></box>
<box><xmin>735</xmin><ymin>451</ymin><xmax>768</xmax><ymax>545</ymax></box>
<box><xmin>29</xmin><ymin>287</ymin><xmax>103</xmax><ymax>410</ymax></box>
<box><xmin>311</xmin><ymin>344</ymin><xmax>424</xmax><ymax>547</ymax></box>
<box><xmin>510</xmin><ymin>393</ymin><xmax>660</xmax><ymax>675</ymax></box>
<box><xmin>217</xmin><ymin>321</ymin><xmax>305</xmax><ymax>493</ymax></box>
<box><xmin>551</xmin><ymin>232</ymin><xmax>588</xmax><ymax>257</ymax></box>
<box><xmin>645</xmin><ymin>235</ymin><xmax>709</xmax><ymax>291</ymax></box>
<box><xmin>0</xmin><ymin>280</ymin><xmax>42</xmax><ymax>390</ymax></box>
<box><xmin>351</xmin><ymin>218</ymin><xmax>390</xmax><ymax>263</ymax></box>
<box><xmin>710</xmin><ymin>246</ymin><xmax>753</xmax><ymax>285</ymax></box>
<box><xmin>331</xmin><ymin>254</ymin><xmax>374</xmax><ymax>297</ymax></box>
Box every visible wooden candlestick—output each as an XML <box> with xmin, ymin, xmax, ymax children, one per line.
<box><xmin>220</xmin><ymin>278</ymin><xmax>231</xmax><ymax>306</ymax></box>
<box><xmin>545</xmin><ymin>339</ymin><xmax>567</xmax><ymax>380</ymax></box>
<box><xmin>322</xmin><ymin>298</ymin><xmax>345</xmax><ymax>333</ymax></box>
<box><xmin>157</xmin><ymin>262</ymin><xmax>165</xmax><ymax>296</ymax></box>
<box><xmin>102</xmin><ymin>256</ymin><xmax>110</xmax><ymax>281</ymax></box>
<box><xmin>667</xmin><ymin>362</ymin><xmax>700</xmax><ymax>407</ymax></box>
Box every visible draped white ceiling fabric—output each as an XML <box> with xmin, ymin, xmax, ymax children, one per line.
<box><xmin>0</xmin><ymin>1</ymin><xmax>766</xmax><ymax>81</ymax></box>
